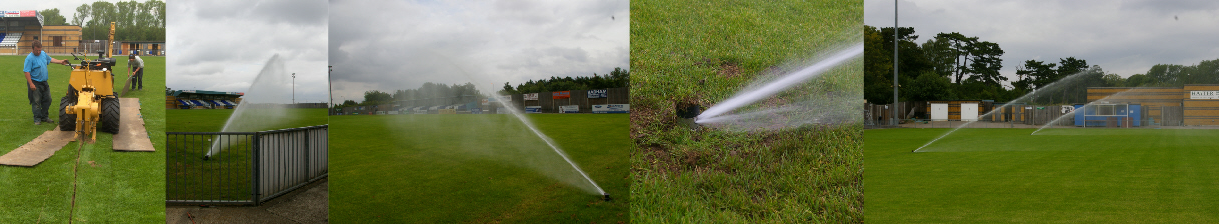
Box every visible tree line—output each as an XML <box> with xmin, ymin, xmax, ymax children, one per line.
<box><xmin>339</xmin><ymin>67</ymin><xmax>629</xmax><ymax>108</ymax></box>
<box><xmin>498</xmin><ymin>67</ymin><xmax>629</xmax><ymax>95</ymax></box>
<box><xmin>865</xmin><ymin>25</ymin><xmax>1219</xmax><ymax>105</ymax></box>
<box><xmin>36</xmin><ymin>0</ymin><xmax>166</xmax><ymax>41</ymax></box>
<box><xmin>339</xmin><ymin>82</ymin><xmax>483</xmax><ymax>108</ymax></box>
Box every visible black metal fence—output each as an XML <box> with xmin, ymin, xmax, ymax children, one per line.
<box><xmin>167</xmin><ymin>125</ymin><xmax>328</xmax><ymax>206</ymax></box>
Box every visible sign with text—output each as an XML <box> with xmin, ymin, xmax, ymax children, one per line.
<box><xmin>553</xmin><ymin>91</ymin><xmax>570</xmax><ymax>99</ymax></box>
<box><xmin>560</xmin><ymin>105</ymin><xmax>579</xmax><ymax>113</ymax></box>
<box><xmin>1191</xmin><ymin>91</ymin><xmax>1219</xmax><ymax>99</ymax></box>
<box><xmin>524</xmin><ymin>93</ymin><xmax>539</xmax><ymax>101</ymax></box>
<box><xmin>524</xmin><ymin>106</ymin><xmax>542</xmax><ymax>113</ymax></box>
<box><xmin>587</xmin><ymin>89</ymin><xmax>607</xmax><ymax>98</ymax></box>
<box><xmin>20</xmin><ymin>10</ymin><xmax>34</xmax><ymax>17</ymax></box>
<box><xmin>592</xmin><ymin>104</ymin><xmax>629</xmax><ymax>113</ymax></box>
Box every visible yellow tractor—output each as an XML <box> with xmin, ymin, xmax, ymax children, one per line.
<box><xmin>58</xmin><ymin>22</ymin><xmax>120</xmax><ymax>142</ymax></box>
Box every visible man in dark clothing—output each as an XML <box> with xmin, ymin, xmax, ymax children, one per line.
<box><xmin>23</xmin><ymin>40</ymin><xmax>70</xmax><ymax>125</ymax></box>
<box><xmin>129</xmin><ymin>53</ymin><xmax>144</xmax><ymax>90</ymax></box>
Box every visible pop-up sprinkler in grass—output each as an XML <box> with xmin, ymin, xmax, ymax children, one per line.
<box><xmin>676</xmin><ymin>102</ymin><xmax>701</xmax><ymax>130</ymax></box>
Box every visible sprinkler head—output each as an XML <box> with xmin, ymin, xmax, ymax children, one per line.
<box><xmin>602</xmin><ymin>193</ymin><xmax>611</xmax><ymax>201</ymax></box>
<box><xmin>676</xmin><ymin>102</ymin><xmax>701</xmax><ymax>130</ymax></box>
<box><xmin>202</xmin><ymin>155</ymin><xmax>210</xmax><ymax>161</ymax></box>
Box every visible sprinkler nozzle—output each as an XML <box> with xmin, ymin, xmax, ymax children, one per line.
<box><xmin>202</xmin><ymin>155</ymin><xmax>210</xmax><ymax>161</ymax></box>
<box><xmin>676</xmin><ymin>102</ymin><xmax>701</xmax><ymax>130</ymax></box>
<box><xmin>602</xmin><ymin>193</ymin><xmax>611</xmax><ymax>201</ymax></box>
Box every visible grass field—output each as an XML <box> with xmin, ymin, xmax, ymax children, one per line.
<box><xmin>630</xmin><ymin>0</ymin><xmax>863</xmax><ymax>222</ymax></box>
<box><xmin>329</xmin><ymin>114</ymin><xmax>629</xmax><ymax>223</ymax></box>
<box><xmin>165</xmin><ymin>108</ymin><xmax>328</xmax><ymax>202</ymax></box>
<box><xmin>0</xmin><ymin>55</ymin><xmax>165</xmax><ymax>223</ymax></box>
<box><xmin>165</xmin><ymin>108</ymin><xmax>329</xmax><ymax>132</ymax></box>
<box><xmin>867</xmin><ymin>128</ymin><xmax>1219</xmax><ymax>223</ymax></box>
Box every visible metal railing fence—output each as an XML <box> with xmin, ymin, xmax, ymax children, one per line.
<box><xmin>166</xmin><ymin>125</ymin><xmax>327</xmax><ymax>206</ymax></box>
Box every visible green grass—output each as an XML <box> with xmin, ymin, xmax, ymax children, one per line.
<box><xmin>867</xmin><ymin>128</ymin><xmax>1219</xmax><ymax>223</ymax></box>
<box><xmin>330</xmin><ymin>114</ymin><xmax>629</xmax><ymax>223</ymax></box>
<box><xmin>0</xmin><ymin>55</ymin><xmax>165</xmax><ymax>223</ymax></box>
<box><xmin>165</xmin><ymin>108</ymin><xmax>329</xmax><ymax>132</ymax></box>
<box><xmin>631</xmin><ymin>0</ymin><xmax>863</xmax><ymax>222</ymax></box>
<box><xmin>165</xmin><ymin>108</ymin><xmax>328</xmax><ymax>202</ymax></box>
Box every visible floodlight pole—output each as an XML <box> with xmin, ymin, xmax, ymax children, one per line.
<box><xmin>892</xmin><ymin>0</ymin><xmax>900</xmax><ymax>126</ymax></box>
<box><xmin>329</xmin><ymin>66</ymin><xmax>334</xmax><ymax>113</ymax></box>
<box><xmin>292</xmin><ymin>73</ymin><xmax>297</xmax><ymax>104</ymax></box>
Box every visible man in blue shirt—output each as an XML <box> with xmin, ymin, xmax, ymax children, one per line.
<box><xmin>24</xmin><ymin>40</ymin><xmax>70</xmax><ymax>125</ymax></box>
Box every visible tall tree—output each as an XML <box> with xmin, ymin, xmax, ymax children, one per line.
<box><xmin>863</xmin><ymin>25</ymin><xmax>893</xmax><ymax>104</ymax></box>
<box><xmin>1125</xmin><ymin>74</ymin><xmax>1154</xmax><ymax>87</ymax></box>
<box><xmin>964</xmin><ymin>41</ymin><xmax>1005</xmax><ymax>86</ymax></box>
<box><xmin>1102</xmin><ymin>73</ymin><xmax>1125</xmax><ymax>87</ymax></box>
<box><xmin>75</xmin><ymin>0</ymin><xmax>165</xmax><ymax>41</ymax></box>
<box><xmin>1146</xmin><ymin>64</ymin><xmax>1184</xmax><ymax>86</ymax></box>
<box><xmin>934</xmin><ymin>32</ymin><xmax>979</xmax><ymax>84</ymax></box>
<box><xmin>906</xmin><ymin>71</ymin><xmax>955</xmax><ymax>101</ymax></box>
<box><xmin>363</xmin><ymin>90</ymin><xmax>393</xmax><ymax>105</ymax></box>
<box><xmin>39</xmin><ymin>9</ymin><xmax>68</xmax><ymax>25</ymax></box>
<box><xmin>877</xmin><ymin>26</ymin><xmax>935</xmax><ymax>103</ymax></box>
<box><xmin>920</xmin><ymin>35</ymin><xmax>955</xmax><ymax>78</ymax></box>
<box><xmin>72</xmin><ymin>4</ymin><xmax>91</xmax><ymax>26</ymax></box>
<box><xmin>1056</xmin><ymin>57</ymin><xmax>1089</xmax><ymax>78</ymax></box>
<box><xmin>1015</xmin><ymin>60</ymin><xmax>1057</xmax><ymax>89</ymax></box>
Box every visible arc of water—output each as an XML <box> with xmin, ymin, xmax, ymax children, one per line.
<box><xmin>489</xmin><ymin>94</ymin><xmax>605</xmax><ymax>195</ymax></box>
<box><xmin>696</xmin><ymin>44</ymin><xmax>863</xmax><ymax>122</ymax></box>
<box><xmin>913</xmin><ymin>67</ymin><xmax>1103</xmax><ymax>152</ymax></box>
<box><xmin>413</xmin><ymin>50</ymin><xmax>606</xmax><ymax>195</ymax></box>
<box><xmin>207</xmin><ymin>55</ymin><xmax>292</xmax><ymax>158</ymax></box>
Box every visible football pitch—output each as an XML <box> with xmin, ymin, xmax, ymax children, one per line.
<box><xmin>867</xmin><ymin>128</ymin><xmax>1219</xmax><ymax>223</ymax></box>
<box><xmin>329</xmin><ymin>113</ymin><xmax>629</xmax><ymax>223</ymax></box>
<box><xmin>0</xmin><ymin>55</ymin><xmax>166</xmax><ymax>223</ymax></box>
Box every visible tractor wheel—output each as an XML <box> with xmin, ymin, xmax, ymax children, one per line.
<box><xmin>67</xmin><ymin>85</ymin><xmax>78</xmax><ymax>98</ymax></box>
<box><xmin>59</xmin><ymin>95</ymin><xmax>77</xmax><ymax>131</ymax></box>
<box><xmin>100</xmin><ymin>97</ymin><xmax>121</xmax><ymax>134</ymax></box>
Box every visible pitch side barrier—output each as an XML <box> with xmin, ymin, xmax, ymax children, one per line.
<box><xmin>166</xmin><ymin>125</ymin><xmax>328</xmax><ymax>206</ymax></box>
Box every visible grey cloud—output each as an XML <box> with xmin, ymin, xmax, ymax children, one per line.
<box><xmin>328</xmin><ymin>0</ymin><xmax>628</xmax><ymax>104</ymax></box>
<box><xmin>169</xmin><ymin>0</ymin><xmax>328</xmax><ymax>101</ymax></box>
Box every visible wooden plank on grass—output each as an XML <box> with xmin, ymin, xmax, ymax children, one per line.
<box><xmin>0</xmin><ymin>127</ymin><xmax>74</xmax><ymax>166</ymax></box>
<box><xmin>114</xmin><ymin>98</ymin><xmax>156</xmax><ymax>152</ymax></box>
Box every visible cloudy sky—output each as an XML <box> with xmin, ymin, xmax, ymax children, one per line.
<box><xmin>329</xmin><ymin>0</ymin><xmax>629</xmax><ymax>105</ymax></box>
<box><xmin>167</xmin><ymin>0</ymin><xmax>329</xmax><ymax>104</ymax></box>
<box><xmin>865</xmin><ymin>0</ymin><xmax>1219</xmax><ymax>87</ymax></box>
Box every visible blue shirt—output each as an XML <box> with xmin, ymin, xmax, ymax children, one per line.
<box><xmin>24</xmin><ymin>51</ymin><xmax>51</xmax><ymax>82</ymax></box>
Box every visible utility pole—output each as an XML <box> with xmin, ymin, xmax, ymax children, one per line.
<box><xmin>892</xmin><ymin>0</ymin><xmax>900</xmax><ymax>126</ymax></box>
